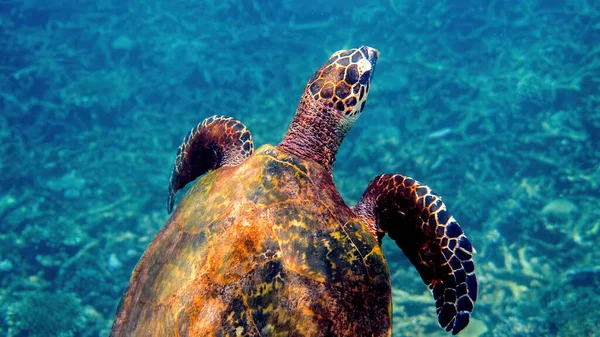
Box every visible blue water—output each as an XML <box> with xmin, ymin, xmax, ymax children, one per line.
<box><xmin>1</xmin><ymin>0</ymin><xmax>598</xmax><ymax>336</ymax></box>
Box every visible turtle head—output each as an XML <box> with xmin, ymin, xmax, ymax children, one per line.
<box><xmin>279</xmin><ymin>46</ymin><xmax>379</xmax><ymax>173</ymax></box>
<box><xmin>307</xmin><ymin>46</ymin><xmax>379</xmax><ymax>122</ymax></box>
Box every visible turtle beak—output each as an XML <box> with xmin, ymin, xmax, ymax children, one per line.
<box><xmin>360</xmin><ymin>46</ymin><xmax>379</xmax><ymax>76</ymax></box>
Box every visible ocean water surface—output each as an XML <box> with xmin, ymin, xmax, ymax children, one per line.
<box><xmin>1</xmin><ymin>0</ymin><xmax>598</xmax><ymax>336</ymax></box>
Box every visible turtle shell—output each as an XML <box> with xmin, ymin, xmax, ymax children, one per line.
<box><xmin>111</xmin><ymin>145</ymin><xmax>392</xmax><ymax>337</ymax></box>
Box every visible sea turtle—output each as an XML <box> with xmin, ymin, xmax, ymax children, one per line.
<box><xmin>111</xmin><ymin>46</ymin><xmax>477</xmax><ymax>337</ymax></box>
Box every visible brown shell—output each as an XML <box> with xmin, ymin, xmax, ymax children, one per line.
<box><xmin>111</xmin><ymin>145</ymin><xmax>392</xmax><ymax>337</ymax></box>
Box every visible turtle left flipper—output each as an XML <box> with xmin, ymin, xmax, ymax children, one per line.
<box><xmin>168</xmin><ymin>115</ymin><xmax>253</xmax><ymax>213</ymax></box>
<box><xmin>353</xmin><ymin>174</ymin><xmax>477</xmax><ymax>335</ymax></box>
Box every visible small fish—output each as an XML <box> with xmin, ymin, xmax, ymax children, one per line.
<box><xmin>427</xmin><ymin>127</ymin><xmax>452</xmax><ymax>139</ymax></box>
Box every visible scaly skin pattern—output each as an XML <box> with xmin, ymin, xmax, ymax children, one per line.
<box><xmin>168</xmin><ymin>116</ymin><xmax>254</xmax><ymax>213</ymax></box>
<box><xmin>354</xmin><ymin>174</ymin><xmax>477</xmax><ymax>335</ymax></box>
<box><xmin>278</xmin><ymin>46</ymin><xmax>378</xmax><ymax>172</ymax></box>
<box><xmin>110</xmin><ymin>145</ymin><xmax>391</xmax><ymax>337</ymax></box>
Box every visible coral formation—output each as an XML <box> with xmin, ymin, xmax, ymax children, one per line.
<box><xmin>0</xmin><ymin>0</ymin><xmax>598</xmax><ymax>336</ymax></box>
<box><xmin>4</xmin><ymin>291</ymin><xmax>86</xmax><ymax>337</ymax></box>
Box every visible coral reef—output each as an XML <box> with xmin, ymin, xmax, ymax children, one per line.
<box><xmin>0</xmin><ymin>0</ymin><xmax>598</xmax><ymax>336</ymax></box>
<box><xmin>4</xmin><ymin>291</ymin><xmax>86</xmax><ymax>337</ymax></box>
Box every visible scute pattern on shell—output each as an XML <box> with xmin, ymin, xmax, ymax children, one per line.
<box><xmin>111</xmin><ymin>145</ymin><xmax>392</xmax><ymax>337</ymax></box>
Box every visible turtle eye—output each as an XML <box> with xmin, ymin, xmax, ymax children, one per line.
<box><xmin>306</xmin><ymin>46</ymin><xmax>379</xmax><ymax>117</ymax></box>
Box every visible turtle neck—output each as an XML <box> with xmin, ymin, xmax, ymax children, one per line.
<box><xmin>277</xmin><ymin>91</ymin><xmax>350</xmax><ymax>174</ymax></box>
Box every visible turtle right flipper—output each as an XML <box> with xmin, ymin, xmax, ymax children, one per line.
<box><xmin>352</xmin><ymin>174</ymin><xmax>477</xmax><ymax>335</ymax></box>
<box><xmin>167</xmin><ymin>115</ymin><xmax>253</xmax><ymax>213</ymax></box>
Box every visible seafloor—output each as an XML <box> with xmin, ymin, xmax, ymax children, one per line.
<box><xmin>1</xmin><ymin>0</ymin><xmax>599</xmax><ymax>336</ymax></box>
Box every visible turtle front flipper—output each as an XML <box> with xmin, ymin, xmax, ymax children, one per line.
<box><xmin>167</xmin><ymin>115</ymin><xmax>253</xmax><ymax>213</ymax></box>
<box><xmin>353</xmin><ymin>174</ymin><xmax>477</xmax><ymax>335</ymax></box>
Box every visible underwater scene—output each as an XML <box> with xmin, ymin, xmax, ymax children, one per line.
<box><xmin>1</xmin><ymin>0</ymin><xmax>599</xmax><ymax>336</ymax></box>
